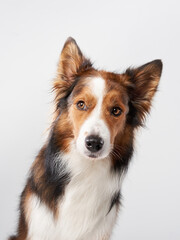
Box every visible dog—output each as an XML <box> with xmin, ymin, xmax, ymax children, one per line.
<box><xmin>9</xmin><ymin>37</ymin><xmax>162</xmax><ymax>240</ymax></box>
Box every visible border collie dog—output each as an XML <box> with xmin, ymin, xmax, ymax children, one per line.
<box><xmin>9</xmin><ymin>37</ymin><xmax>162</xmax><ymax>240</ymax></box>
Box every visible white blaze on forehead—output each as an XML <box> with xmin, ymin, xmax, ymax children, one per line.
<box><xmin>89</xmin><ymin>77</ymin><xmax>105</xmax><ymax>117</ymax></box>
<box><xmin>89</xmin><ymin>77</ymin><xmax>105</xmax><ymax>99</ymax></box>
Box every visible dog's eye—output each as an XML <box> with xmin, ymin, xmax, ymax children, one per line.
<box><xmin>111</xmin><ymin>107</ymin><xmax>122</xmax><ymax>117</ymax></box>
<box><xmin>76</xmin><ymin>101</ymin><xmax>87</xmax><ymax>110</ymax></box>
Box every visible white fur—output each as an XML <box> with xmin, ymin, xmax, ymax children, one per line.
<box><xmin>76</xmin><ymin>77</ymin><xmax>111</xmax><ymax>160</ymax></box>
<box><xmin>27</xmin><ymin>149</ymin><xmax>124</xmax><ymax>240</ymax></box>
<box><xmin>27</xmin><ymin>195</ymin><xmax>56</xmax><ymax>240</ymax></box>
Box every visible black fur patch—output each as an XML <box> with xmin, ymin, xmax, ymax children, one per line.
<box><xmin>126</xmin><ymin>101</ymin><xmax>142</xmax><ymax>127</ymax></box>
<box><xmin>108</xmin><ymin>191</ymin><xmax>121</xmax><ymax>214</ymax></box>
<box><xmin>44</xmin><ymin>130</ymin><xmax>71</xmax><ymax>198</ymax></box>
<box><xmin>29</xmin><ymin>129</ymin><xmax>71</xmax><ymax>209</ymax></box>
<box><xmin>112</xmin><ymin>143</ymin><xmax>134</xmax><ymax>173</ymax></box>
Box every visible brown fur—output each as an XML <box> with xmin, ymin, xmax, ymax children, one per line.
<box><xmin>69</xmin><ymin>84</ymin><xmax>97</xmax><ymax>139</ymax></box>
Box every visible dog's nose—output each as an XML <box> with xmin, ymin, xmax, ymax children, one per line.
<box><xmin>85</xmin><ymin>135</ymin><xmax>104</xmax><ymax>152</ymax></box>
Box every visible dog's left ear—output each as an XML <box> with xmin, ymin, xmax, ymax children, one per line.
<box><xmin>54</xmin><ymin>37</ymin><xmax>92</xmax><ymax>109</ymax></box>
<box><xmin>125</xmin><ymin>60</ymin><xmax>163</xmax><ymax>126</ymax></box>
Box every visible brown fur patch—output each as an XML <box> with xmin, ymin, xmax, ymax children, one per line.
<box><xmin>101</xmin><ymin>82</ymin><xmax>129</xmax><ymax>144</ymax></box>
<box><xmin>55</xmin><ymin>110</ymin><xmax>74</xmax><ymax>153</ymax></box>
<box><xmin>69</xmin><ymin>82</ymin><xmax>97</xmax><ymax>139</ymax></box>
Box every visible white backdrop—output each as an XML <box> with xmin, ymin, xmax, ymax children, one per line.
<box><xmin>0</xmin><ymin>0</ymin><xmax>180</xmax><ymax>239</ymax></box>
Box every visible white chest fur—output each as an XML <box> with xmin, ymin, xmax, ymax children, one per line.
<box><xmin>27</xmin><ymin>151</ymin><xmax>122</xmax><ymax>240</ymax></box>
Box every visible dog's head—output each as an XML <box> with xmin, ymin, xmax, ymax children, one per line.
<box><xmin>53</xmin><ymin>37</ymin><xmax>162</xmax><ymax>164</ymax></box>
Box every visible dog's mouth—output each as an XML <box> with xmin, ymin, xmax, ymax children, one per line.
<box><xmin>87</xmin><ymin>153</ymin><xmax>101</xmax><ymax>159</ymax></box>
<box><xmin>83</xmin><ymin>149</ymin><xmax>109</xmax><ymax>160</ymax></box>
<box><xmin>88</xmin><ymin>153</ymin><xmax>97</xmax><ymax>158</ymax></box>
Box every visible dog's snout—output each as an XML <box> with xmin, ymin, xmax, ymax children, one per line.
<box><xmin>85</xmin><ymin>135</ymin><xmax>104</xmax><ymax>152</ymax></box>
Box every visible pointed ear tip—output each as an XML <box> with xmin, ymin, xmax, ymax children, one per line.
<box><xmin>65</xmin><ymin>37</ymin><xmax>77</xmax><ymax>45</ymax></box>
<box><xmin>153</xmin><ymin>59</ymin><xmax>163</xmax><ymax>66</ymax></box>
<box><xmin>61</xmin><ymin>37</ymin><xmax>78</xmax><ymax>53</ymax></box>
<box><xmin>152</xmin><ymin>59</ymin><xmax>163</xmax><ymax>71</ymax></box>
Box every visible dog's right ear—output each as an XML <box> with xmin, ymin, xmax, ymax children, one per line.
<box><xmin>54</xmin><ymin>37</ymin><xmax>92</xmax><ymax>109</ymax></box>
<box><xmin>57</xmin><ymin>37</ymin><xmax>92</xmax><ymax>80</ymax></box>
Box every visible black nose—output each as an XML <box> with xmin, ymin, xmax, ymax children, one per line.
<box><xmin>85</xmin><ymin>135</ymin><xmax>104</xmax><ymax>153</ymax></box>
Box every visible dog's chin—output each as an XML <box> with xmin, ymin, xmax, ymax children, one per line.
<box><xmin>80</xmin><ymin>150</ymin><xmax>109</xmax><ymax>161</ymax></box>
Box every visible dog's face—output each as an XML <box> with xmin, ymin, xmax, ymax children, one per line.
<box><xmin>69</xmin><ymin>76</ymin><xmax>129</xmax><ymax>159</ymax></box>
<box><xmin>54</xmin><ymin>37</ymin><xmax>162</xmax><ymax>161</ymax></box>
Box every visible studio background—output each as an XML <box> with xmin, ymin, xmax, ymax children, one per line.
<box><xmin>0</xmin><ymin>0</ymin><xmax>179</xmax><ymax>239</ymax></box>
